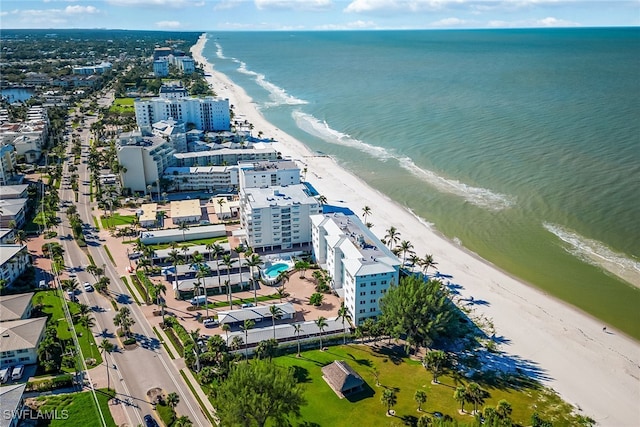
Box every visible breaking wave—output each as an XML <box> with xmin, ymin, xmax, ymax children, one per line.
<box><xmin>232</xmin><ymin>59</ymin><xmax>307</xmax><ymax>107</ymax></box>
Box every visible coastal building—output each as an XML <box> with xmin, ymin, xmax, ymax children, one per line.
<box><xmin>0</xmin><ymin>383</ymin><xmax>26</xmax><ymax>427</ymax></box>
<box><xmin>212</xmin><ymin>197</ymin><xmax>240</xmax><ymax>220</ymax></box>
<box><xmin>72</xmin><ymin>62</ymin><xmax>112</xmax><ymax>75</ymax></box>
<box><xmin>240</xmin><ymin>184</ymin><xmax>321</xmax><ymax>252</ymax></box>
<box><xmin>134</xmin><ymin>96</ymin><xmax>230</xmax><ymax>132</ymax></box>
<box><xmin>0</xmin><ymin>121</ymin><xmax>48</xmax><ymax>164</ymax></box>
<box><xmin>0</xmin><ymin>199</ymin><xmax>28</xmax><ymax>228</ymax></box>
<box><xmin>0</xmin><ymin>293</ymin><xmax>34</xmax><ymax>322</ymax></box>
<box><xmin>162</xmin><ymin>165</ymin><xmax>239</xmax><ymax>193</ymax></box>
<box><xmin>149</xmin><ymin>118</ymin><xmax>187</xmax><ymax>152</ymax></box>
<box><xmin>153</xmin><ymin>47</ymin><xmax>173</xmax><ymax>60</ymax></box>
<box><xmin>0</xmin><ymin>317</ymin><xmax>47</xmax><ymax>368</ymax></box>
<box><xmin>0</xmin><ymin>228</ymin><xmax>15</xmax><ymax>244</ymax></box>
<box><xmin>168</xmin><ymin>55</ymin><xmax>195</xmax><ymax>75</ymax></box>
<box><xmin>170</xmin><ymin>199</ymin><xmax>202</xmax><ymax>224</ymax></box>
<box><xmin>0</xmin><ymin>184</ymin><xmax>28</xmax><ymax>200</ymax></box>
<box><xmin>0</xmin><ymin>144</ymin><xmax>17</xmax><ymax>185</ymax></box>
<box><xmin>173</xmin><ymin>146</ymin><xmax>278</xmax><ymax>168</ymax></box>
<box><xmin>153</xmin><ymin>59</ymin><xmax>169</xmax><ymax>77</ymax></box>
<box><xmin>139</xmin><ymin>224</ymin><xmax>226</xmax><ymax>245</ymax></box>
<box><xmin>0</xmin><ymin>244</ymin><xmax>30</xmax><ymax>287</ymax></box>
<box><xmin>238</xmin><ymin>160</ymin><xmax>300</xmax><ymax>190</ymax></box>
<box><xmin>116</xmin><ymin>132</ymin><xmax>176</xmax><ymax>193</ymax></box>
<box><xmin>138</xmin><ymin>203</ymin><xmax>158</xmax><ymax>228</ymax></box>
<box><xmin>311</xmin><ymin>212</ymin><xmax>400</xmax><ymax>325</ymax></box>
<box><xmin>159</xmin><ymin>83</ymin><xmax>189</xmax><ymax>99</ymax></box>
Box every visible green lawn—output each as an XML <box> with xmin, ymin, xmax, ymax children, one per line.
<box><xmin>35</xmin><ymin>388</ymin><xmax>116</xmax><ymax>427</ymax></box>
<box><xmin>270</xmin><ymin>345</ymin><xmax>578</xmax><ymax>427</ymax></box>
<box><xmin>108</xmin><ymin>97</ymin><xmax>135</xmax><ymax>114</ymax></box>
<box><xmin>100</xmin><ymin>214</ymin><xmax>136</xmax><ymax>228</ymax></box>
<box><xmin>34</xmin><ymin>291</ymin><xmax>103</xmax><ymax>368</ymax></box>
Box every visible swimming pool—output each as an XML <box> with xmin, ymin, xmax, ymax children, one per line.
<box><xmin>263</xmin><ymin>263</ymin><xmax>290</xmax><ymax>278</ymax></box>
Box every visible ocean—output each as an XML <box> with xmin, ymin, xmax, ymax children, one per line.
<box><xmin>202</xmin><ymin>28</ymin><xmax>640</xmax><ymax>339</ymax></box>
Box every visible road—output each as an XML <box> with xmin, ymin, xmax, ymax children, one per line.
<box><xmin>55</xmin><ymin>92</ymin><xmax>210</xmax><ymax>426</ymax></box>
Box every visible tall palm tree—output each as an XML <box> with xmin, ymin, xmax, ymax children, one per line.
<box><xmin>189</xmin><ymin>329</ymin><xmax>202</xmax><ymax>372</ymax></box>
<box><xmin>246</xmin><ymin>253</ymin><xmax>263</xmax><ymax>305</ymax></box>
<box><xmin>293</xmin><ymin>323</ymin><xmax>303</xmax><ymax>357</ymax></box>
<box><xmin>113</xmin><ymin>307</ymin><xmax>135</xmax><ymax>338</ymax></box>
<box><xmin>166</xmin><ymin>392</ymin><xmax>180</xmax><ymax>410</ymax></box>
<box><xmin>454</xmin><ymin>386</ymin><xmax>467</xmax><ymax>413</ymax></box>
<box><xmin>420</xmin><ymin>254</ymin><xmax>438</xmax><ymax>277</ymax></box>
<box><xmin>241</xmin><ymin>319</ymin><xmax>255</xmax><ymax>359</ymax></box>
<box><xmin>414</xmin><ymin>390</ymin><xmax>427</xmax><ymax>412</ymax></box>
<box><xmin>174</xmin><ymin>416</ymin><xmax>193</xmax><ymax>427</ymax></box>
<box><xmin>222</xmin><ymin>254</ymin><xmax>236</xmax><ymax>309</ymax></box>
<box><xmin>398</xmin><ymin>240</ymin><xmax>414</xmax><ymax>265</ymax></box>
<box><xmin>233</xmin><ymin>245</ymin><xmax>245</xmax><ymax>289</ymax></box>
<box><xmin>362</xmin><ymin>205</ymin><xmax>372</xmax><ymax>223</ymax></box>
<box><xmin>381</xmin><ymin>389</ymin><xmax>397</xmax><ymax>415</ymax></box>
<box><xmin>317</xmin><ymin>195</ymin><xmax>327</xmax><ymax>205</ymax></box>
<box><xmin>178</xmin><ymin>221</ymin><xmax>190</xmax><ymax>241</ymax></box>
<box><xmin>465</xmin><ymin>382</ymin><xmax>484</xmax><ymax>414</ymax></box>
<box><xmin>222</xmin><ymin>323</ymin><xmax>231</xmax><ymax>345</ymax></box>
<box><xmin>167</xmin><ymin>249</ymin><xmax>182</xmax><ymax>297</ymax></box>
<box><xmin>98</xmin><ymin>339</ymin><xmax>114</xmax><ymax>391</ymax></box>
<box><xmin>269</xmin><ymin>305</ymin><xmax>283</xmax><ymax>340</ymax></box>
<box><xmin>211</xmin><ymin>243</ymin><xmax>225</xmax><ymax>293</ymax></box>
<box><xmin>315</xmin><ymin>316</ymin><xmax>328</xmax><ymax>351</ymax></box>
<box><xmin>205</xmin><ymin>242</ymin><xmax>215</xmax><ymax>261</ymax></box>
<box><xmin>195</xmin><ymin>268</ymin><xmax>210</xmax><ymax>317</ymax></box>
<box><xmin>337</xmin><ymin>302</ymin><xmax>351</xmax><ymax>344</ymax></box>
<box><xmin>384</xmin><ymin>226</ymin><xmax>400</xmax><ymax>250</ymax></box>
<box><xmin>154</xmin><ymin>282</ymin><xmax>167</xmax><ymax>320</ymax></box>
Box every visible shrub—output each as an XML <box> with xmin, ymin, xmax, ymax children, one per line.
<box><xmin>123</xmin><ymin>337</ymin><xmax>137</xmax><ymax>345</ymax></box>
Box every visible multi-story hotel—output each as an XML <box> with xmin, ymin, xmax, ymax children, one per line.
<box><xmin>134</xmin><ymin>96</ymin><xmax>230</xmax><ymax>132</ymax></box>
<box><xmin>173</xmin><ymin>146</ymin><xmax>278</xmax><ymax>168</ymax></box>
<box><xmin>311</xmin><ymin>212</ymin><xmax>400</xmax><ymax>325</ymax></box>
<box><xmin>240</xmin><ymin>184</ymin><xmax>321</xmax><ymax>253</ymax></box>
<box><xmin>116</xmin><ymin>133</ymin><xmax>176</xmax><ymax>192</ymax></box>
<box><xmin>238</xmin><ymin>160</ymin><xmax>300</xmax><ymax>190</ymax></box>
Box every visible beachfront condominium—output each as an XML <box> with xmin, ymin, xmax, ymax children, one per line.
<box><xmin>240</xmin><ymin>184</ymin><xmax>322</xmax><ymax>253</ymax></box>
<box><xmin>116</xmin><ymin>133</ymin><xmax>176</xmax><ymax>193</ymax></box>
<box><xmin>173</xmin><ymin>146</ymin><xmax>278</xmax><ymax>168</ymax></box>
<box><xmin>162</xmin><ymin>165</ymin><xmax>239</xmax><ymax>193</ymax></box>
<box><xmin>238</xmin><ymin>160</ymin><xmax>301</xmax><ymax>189</ymax></box>
<box><xmin>134</xmin><ymin>96</ymin><xmax>230</xmax><ymax>132</ymax></box>
<box><xmin>311</xmin><ymin>212</ymin><xmax>400</xmax><ymax>325</ymax></box>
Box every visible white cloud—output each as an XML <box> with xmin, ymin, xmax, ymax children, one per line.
<box><xmin>535</xmin><ymin>16</ymin><xmax>578</xmax><ymax>26</ymax></box>
<box><xmin>64</xmin><ymin>5</ymin><xmax>100</xmax><ymax>14</ymax></box>
<box><xmin>156</xmin><ymin>20</ymin><xmax>183</xmax><ymax>28</ymax></box>
<box><xmin>214</xmin><ymin>0</ymin><xmax>246</xmax><ymax>11</ymax></box>
<box><xmin>431</xmin><ymin>17</ymin><xmax>468</xmax><ymax>27</ymax></box>
<box><xmin>488</xmin><ymin>16</ymin><xmax>579</xmax><ymax>28</ymax></box>
<box><xmin>107</xmin><ymin>0</ymin><xmax>205</xmax><ymax>7</ymax></box>
<box><xmin>254</xmin><ymin>0</ymin><xmax>333</xmax><ymax>11</ymax></box>
<box><xmin>316</xmin><ymin>19</ymin><xmax>377</xmax><ymax>29</ymax></box>
<box><xmin>344</xmin><ymin>0</ymin><xmax>466</xmax><ymax>13</ymax></box>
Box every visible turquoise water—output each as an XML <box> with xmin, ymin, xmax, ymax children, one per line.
<box><xmin>204</xmin><ymin>28</ymin><xmax>640</xmax><ymax>339</ymax></box>
<box><xmin>264</xmin><ymin>263</ymin><xmax>290</xmax><ymax>278</ymax></box>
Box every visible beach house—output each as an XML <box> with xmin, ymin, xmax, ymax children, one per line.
<box><xmin>0</xmin><ymin>317</ymin><xmax>47</xmax><ymax>368</ymax></box>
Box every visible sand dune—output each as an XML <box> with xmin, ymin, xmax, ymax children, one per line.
<box><xmin>191</xmin><ymin>34</ymin><xmax>639</xmax><ymax>426</ymax></box>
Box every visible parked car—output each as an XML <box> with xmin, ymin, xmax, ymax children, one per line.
<box><xmin>0</xmin><ymin>367</ymin><xmax>10</xmax><ymax>383</ymax></box>
<box><xmin>144</xmin><ymin>414</ymin><xmax>159</xmax><ymax>427</ymax></box>
<box><xmin>190</xmin><ymin>295</ymin><xmax>207</xmax><ymax>306</ymax></box>
<box><xmin>83</xmin><ymin>282</ymin><xmax>94</xmax><ymax>292</ymax></box>
<box><xmin>241</xmin><ymin>303</ymin><xmax>255</xmax><ymax>308</ymax></box>
<box><xmin>203</xmin><ymin>318</ymin><xmax>219</xmax><ymax>328</ymax></box>
<box><xmin>11</xmin><ymin>365</ymin><xmax>24</xmax><ymax>381</ymax></box>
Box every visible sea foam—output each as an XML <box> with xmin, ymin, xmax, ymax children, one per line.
<box><xmin>232</xmin><ymin>59</ymin><xmax>307</xmax><ymax>107</ymax></box>
<box><xmin>543</xmin><ymin>223</ymin><xmax>640</xmax><ymax>288</ymax></box>
<box><xmin>293</xmin><ymin>110</ymin><xmax>515</xmax><ymax>211</ymax></box>
<box><xmin>214</xmin><ymin>42</ymin><xmax>226</xmax><ymax>59</ymax></box>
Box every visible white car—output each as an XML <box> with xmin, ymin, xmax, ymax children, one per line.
<box><xmin>203</xmin><ymin>318</ymin><xmax>219</xmax><ymax>328</ymax></box>
<box><xmin>83</xmin><ymin>282</ymin><xmax>94</xmax><ymax>292</ymax></box>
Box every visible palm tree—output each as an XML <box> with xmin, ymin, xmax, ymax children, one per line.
<box><xmin>233</xmin><ymin>245</ymin><xmax>246</xmax><ymax>289</ymax></box>
<box><xmin>414</xmin><ymin>390</ymin><xmax>427</xmax><ymax>412</ymax></box>
<box><xmin>398</xmin><ymin>240</ymin><xmax>414</xmax><ymax>266</ymax></box>
<box><xmin>337</xmin><ymin>302</ymin><xmax>351</xmax><ymax>345</ymax></box>
<box><xmin>420</xmin><ymin>254</ymin><xmax>438</xmax><ymax>277</ymax></box>
<box><xmin>174</xmin><ymin>416</ymin><xmax>193</xmax><ymax>427</ymax></box>
<box><xmin>77</xmin><ymin>314</ymin><xmax>96</xmax><ymax>331</ymax></box>
<box><xmin>495</xmin><ymin>399</ymin><xmax>512</xmax><ymax>419</ymax></box>
<box><xmin>205</xmin><ymin>242</ymin><xmax>215</xmax><ymax>261</ymax></box>
<box><xmin>381</xmin><ymin>389</ymin><xmax>397</xmax><ymax>415</ymax></box>
<box><xmin>211</xmin><ymin>243</ymin><xmax>225</xmax><ymax>293</ymax></box>
<box><xmin>14</xmin><ymin>230</ymin><xmax>27</xmax><ymax>246</ymax></box>
<box><xmin>294</xmin><ymin>259</ymin><xmax>310</xmax><ymax>279</ymax></box>
<box><xmin>293</xmin><ymin>323</ymin><xmax>303</xmax><ymax>357</ymax></box>
<box><xmin>384</xmin><ymin>226</ymin><xmax>400</xmax><ymax>250</ymax></box>
<box><xmin>113</xmin><ymin>307</ymin><xmax>135</xmax><ymax>337</ymax></box>
<box><xmin>222</xmin><ymin>323</ymin><xmax>231</xmax><ymax>345</ymax></box>
<box><xmin>222</xmin><ymin>254</ymin><xmax>236</xmax><ymax>309</ymax></box>
<box><xmin>317</xmin><ymin>194</ymin><xmax>327</xmax><ymax>205</ymax></box>
<box><xmin>154</xmin><ymin>282</ymin><xmax>167</xmax><ymax>320</ymax></box>
<box><xmin>166</xmin><ymin>392</ymin><xmax>180</xmax><ymax>409</ymax></box>
<box><xmin>189</xmin><ymin>329</ymin><xmax>202</xmax><ymax>372</ymax></box>
<box><xmin>465</xmin><ymin>382</ymin><xmax>484</xmax><ymax>414</ymax></box>
<box><xmin>269</xmin><ymin>305</ymin><xmax>283</xmax><ymax>340</ymax></box>
<box><xmin>453</xmin><ymin>386</ymin><xmax>467</xmax><ymax>413</ymax></box>
<box><xmin>167</xmin><ymin>249</ymin><xmax>182</xmax><ymax>297</ymax></box>
<box><xmin>241</xmin><ymin>319</ymin><xmax>255</xmax><ymax>359</ymax></box>
<box><xmin>315</xmin><ymin>316</ymin><xmax>328</xmax><ymax>350</ymax></box>
<box><xmin>98</xmin><ymin>339</ymin><xmax>114</xmax><ymax>391</ymax></box>
<box><xmin>423</xmin><ymin>350</ymin><xmax>448</xmax><ymax>384</ymax></box>
<box><xmin>178</xmin><ymin>221</ymin><xmax>190</xmax><ymax>241</ymax></box>
<box><xmin>246</xmin><ymin>253</ymin><xmax>263</xmax><ymax>305</ymax></box>
<box><xmin>362</xmin><ymin>205</ymin><xmax>372</xmax><ymax>223</ymax></box>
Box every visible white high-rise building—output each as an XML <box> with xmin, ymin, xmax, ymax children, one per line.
<box><xmin>116</xmin><ymin>133</ymin><xmax>176</xmax><ymax>192</ymax></box>
<box><xmin>134</xmin><ymin>97</ymin><xmax>230</xmax><ymax>132</ymax></box>
<box><xmin>311</xmin><ymin>212</ymin><xmax>400</xmax><ymax>325</ymax></box>
<box><xmin>240</xmin><ymin>184</ymin><xmax>321</xmax><ymax>252</ymax></box>
<box><xmin>238</xmin><ymin>160</ymin><xmax>300</xmax><ymax>190</ymax></box>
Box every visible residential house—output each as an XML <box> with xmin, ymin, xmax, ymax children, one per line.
<box><xmin>0</xmin><ymin>317</ymin><xmax>47</xmax><ymax>367</ymax></box>
<box><xmin>0</xmin><ymin>293</ymin><xmax>34</xmax><ymax>322</ymax></box>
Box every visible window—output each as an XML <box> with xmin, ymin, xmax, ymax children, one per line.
<box><xmin>370</xmin><ymin>299</ymin><xmax>376</xmax><ymax>304</ymax></box>
<box><xmin>371</xmin><ymin>281</ymin><xmax>377</xmax><ymax>286</ymax></box>
<box><xmin>370</xmin><ymin>307</ymin><xmax>377</xmax><ymax>312</ymax></box>
<box><xmin>381</xmin><ymin>280</ymin><xmax>387</xmax><ymax>285</ymax></box>
<box><xmin>359</xmin><ymin>309</ymin><xmax>366</xmax><ymax>314</ymax></box>
<box><xmin>360</xmin><ymin>291</ymin><xmax>366</xmax><ymax>296</ymax></box>
<box><xmin>359</xmin><ymin>283</ymin><xmax>366</xmax><ymax>288</ymax></box>
<box><xmin>370</xmin><ymin>290</ymin><xmax>377</xmax><ymax>295</ymax></box>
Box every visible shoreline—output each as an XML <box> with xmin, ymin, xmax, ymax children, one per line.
<box><xmin>191</xmin><ymin>33</ymin><xmax>639</xmax><ymax>426</ymax></box>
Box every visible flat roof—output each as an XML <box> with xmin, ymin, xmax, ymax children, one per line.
<box><xmin>217</xmin><ymin>302</ymin><xmax>296</xmax><ymax>325</ymax></box>
<box><xmin>139</xmin><ymin>203</ymin><xmax>158</xmax><ymax>223</ymax></box>
<box><xmin>170</xmin><ymin>199</ymin><xmax>201</xmax><ymax>220</ymax></box>
<box><xmin>173</xmin><ymin>147</ymin><xmax>277</xmax><ymax>159</ymax></box>
<box><xmin>243</xmin><ymin>184</ymin><xmax>317</xmax><ymax>209</ymax></box>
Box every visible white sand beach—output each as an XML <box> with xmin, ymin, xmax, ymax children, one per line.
<box><xmin>191</xmin><ymin>34</ymin><xmax>639</xmax><ymax>426</ymax></box>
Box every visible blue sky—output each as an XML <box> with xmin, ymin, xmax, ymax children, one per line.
<box><xmin>1</xmin><ymin>0</ymin><xmax>638</xmax><ymax>31</ymax></box>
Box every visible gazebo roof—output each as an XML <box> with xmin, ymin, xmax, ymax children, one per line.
<box><xmin>322</xmin><ymin>360</ymin><xmax>364</xmax><ymax>396</ymax></box>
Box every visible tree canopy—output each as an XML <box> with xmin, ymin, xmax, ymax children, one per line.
<box><xmin>213</xmin><ymin>360</ymin><xmax>306</xmax><ymax>427</ymax></box>
<box><xmin>379</xmin><ymin>275</ymin><xmax>456</xmax><ymax>353</ymax></box>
